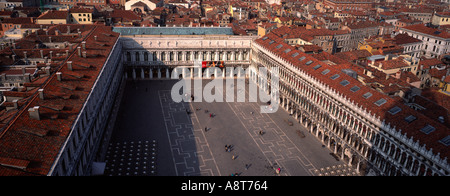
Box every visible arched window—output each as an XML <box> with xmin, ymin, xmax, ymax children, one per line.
<box><xmin>144</xmin><ymin>52</ymin><xmax>148</xmax><ymax>61</ymax></box>
<box><xmin>126</xmin><ymin>52</ymin><xmax>131</xmax><ymax>62</ymax></box>
<box><xmin>135</xmin><ymin>52</ymin><xmax>140</xmax><ymax>62</ymax></box>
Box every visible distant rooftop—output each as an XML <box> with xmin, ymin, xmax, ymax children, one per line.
<box><xmin>112</xmin><ymin>27</ymin><xmax>234</xmax><ymax>36</ymax></box>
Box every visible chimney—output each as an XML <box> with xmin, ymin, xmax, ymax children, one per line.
<box><xmin>24</xmin><ymin>73</ymin><xmax>30</xmax><ymax>83</ymax></box>
<box><xmin>67</xmin><ymin>61</ymin><xmax>73</xmax><ymax>71</ymax></box>
<box><xmin>67</xmin><ymin>26</ymin><xmax>71</xmax><ymax>34</ymax></box>
<box><xmin>395</xmin><ymin>71</ymin><xmax>401</xmax><ymax>79</ymax></box>
<box><xmin>38</xmin><ymin>89</ymin><xmax>44</xmax><ymax>100</ymax></box>
<box><xmin>12</xmin><ymin>99</ymin><xmax>18</xmax><ymax>109</ymax></box>
<box><xmin>12</xmin><ymin>54</ymin><xmax>15</xmax><ymax>62</ymax></box>
<box><xmin>82</xmin><ymin>41</ymin><xmax>86</xmax><ymax>50</ymax></box>
<box><xmin>65</xmin><ymin>50</ymin><xmax>69</xmax><ymax>56</ymax></box>
<box><xmin>21</xmin><ymin>67</ymin><xmax>26</xmax><ymax>74</ymax></box>
<box><xmin>40</xmin><ymin>50</ymin><xmax>44</xmax><ymax>59</ymax></box>
<box><xmin>94</xmin><ymin>35</ymin><xmax>97</xmax><ymax>41</ymax></box>
<box><xmin>36</xmin><ymin>43</ymin><xmax>39</xmax><ymax>49</ymax></box>
<box><xmin>77</xmin><ymin>46</ymin><xmax>81</xmax><ymax>56</ymax></box>
<box><xmin>69</xmin><ymin>43</ymin><xmax>73</xmax><ymax>50</ymax></box>
<box><xmin>56</xmin><ymin>72</ymin><xmax>62</xmax><ymax>81</ymax></box>
<box><xmin>82</xmin><ymin>51</ymin><xmax>87</xmax><ymax>58</ymax></box>
<box><xmin>406</xmin><ymin>76</ymin><xmax>410</xmax><ymax>83</ymax></box>
<box><xmin>28</xmin><ymin>106</ymin><xmax>40</xmax><ymax>120</ymax></box>
<box><xmin>49</xmin><ymin>51</ymin><xmax>53</xmax><ymax>59</ymax></box>
<box><xmin>45</xmin><ymin>65</ymin><xmax>51</xmax><ymax>75</ymax></box>
<box><xmin>12</xmin><ymin>42</ymin><xmax>16</xmax><ymax>49</ymax></box>
<box><xmin>49</xmin><ymin>36</ymin><xmax>52</xmax><ymax>43</ymax></box>
<box><xmin>23</xmin><ymin>51</ymin><xmax>27</xmax><ymax>59</ymax></box>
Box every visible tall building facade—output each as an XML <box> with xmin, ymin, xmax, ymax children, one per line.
<box><xmin>250</xmin><ymin>32</ymin><xmax>450</xmax><ymax>176</ymax></box>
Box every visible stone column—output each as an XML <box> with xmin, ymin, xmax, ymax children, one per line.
<box><xmin>141</xmin><ymin>68</ymin><xmax>144</xmax><ymax>79</ymax></box>
<box><xmin>150</xmin><ymin>68</ymin><xmax>153</xmax><ymax>79</ymax></box>
<box><xmin>157</xmin><ymin>68</ymin><xmax>161</xmax><ymax>79</ymax></box>
<box><xmin>132</xmin><ymin>68</ymin><xmax>136</xmax><ymax>79</ymax></box>
<box><xmin>166</xmin><ymin>68</ymin><xmax>170</xmax><ymax>79</ymax></box>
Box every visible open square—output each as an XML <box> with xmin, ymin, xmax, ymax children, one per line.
<box><xmin>104</xmin><ymin>79</ymin><xmax>351</xmax><ymax>176</ymax></box>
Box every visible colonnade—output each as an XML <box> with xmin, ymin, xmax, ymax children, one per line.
<box><xmin>250</xmin><ymin>43</ymin><xmax>445</xmax><ymax>176</ymax></box>
<box><xmin>124</xmin><ymin>49</ymin><xmax>250</xmax><ymax>64</ymax></box>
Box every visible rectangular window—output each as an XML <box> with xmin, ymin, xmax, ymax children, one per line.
<box><xmin>321</xmin><ymin>69</ymin><xmax>330</xmax><ymax>75</ymax></box>
<box><xmin>404</xmin><ymin>115</ymin><xmax>417</xmax><ymax>123</ymax></box>
<box><xmin>330</xmin><ymin>74</ymin><xmax>340</xmax><ymax>80</ymax></box>
<box><xmin>374</xmin><ymin>98</ymin><xmax>387</xmax><ymax>106</ymax></box>
<box><xmin>420</xmin><ymin>125</ymin><xmax>435</xmax><ymax>134</ymax></box>
<box><xmin>340</xmin><ymin>80</ymin><xmax>350</xmax><ymax>86</ymax></box>
<box><xmin>388</xmin><ymin>106</ymin><xmax>402</xmax><ymax>115</ymax></box>
<box><xmin>312</xmin><ymin>64</ymin><xmax>322</xmax><ymax>70</ymax></box>
<box><xmin>362</xmin><ymin>92</ymin><xmax>372</xmax><ymax>99</ymax></box>
<box><xmin>350</xmin><ymin>86</ymin><xmax>360</xmax><ymax>92</ymax></box>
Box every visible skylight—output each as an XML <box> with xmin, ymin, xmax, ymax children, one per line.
<box><xmin>374</xmin><ymin>98</ymin><xmax>387</xmax><ymax>106</ymax></box>
<box><xmin>313</xmin><ymin>64</ymin><xmax>322</xmax><ymax>70</ymax></box>
<box><xmin>276</xmin><ymin>44</ymin><xmax>283</xmax><ymax>49</ymax></box>
<box><xmin>388</xmin><ymin>106</ymin><xmax>402</xmax><ymax>115</ymax></box>
<box><xmin>305</xmin><ymin>60</ymin><xmax>313</xmax><ymax>65</ymax></box>
<box><xmin>340</xmin><ymin>80</ymin><xmax>350</xmax><ymax>86</ymax></box>
<box><xmin>404</xmin><ymin>115</ymin><xmax>417</xmax><ymax>123</ymax></box>
<box><xmin>262</xmin><ymin>37</ymin><xmax>269</xmax><ymax>40</ymax></box>
<box><xmin>420</xmin><ymin>125</ymin><xmax>435</xmax><ymax>135</ymax></box>
<box><xmin>363</xmin><ymin>92</ymin><xmax>372</xmax><ymax>99</ymax></box>
<box><xmin>299</xmin><ymin>56</ymin><xmax>306</xmax><ymax>61</ymax></box>
<box><xmin>330</xmin><ymin>74</ymin><xmax>340</xmax><ymax>80</ymax></box>
<box><xmin>292</xmin><ymin>52</ymin><xmax>299</xmax><ymax>57</ymax></box>
<box><xmin>284</xmin><ymin>49</ymin><xmax>291</xmax><ymax>53</ymax></box>
<box><xmin>350</xmin><ymin>86</ymin><xmax>360</xmax><ymax>92</ymax></box>
<box><xmin>439</xmin><ymin>135</ymin><xmax>450</xmax><ymax>146</ymax></box>
<box><xmin>269</xmin><ymin>40</ymin><xmax>275</xmax><ymax>45</ymax></box>
<box><xmin>321</xmin><ymin>69</ymin><xmax>330</xmax><ymax>75</ymax></box>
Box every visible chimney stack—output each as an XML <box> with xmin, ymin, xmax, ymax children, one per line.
<box><xmin>82</xmin><ymin>51</ymin><xmax>87</xmax><ymax>58</ymax></box>
<box><xmin>49</xmin><ymin>36</ymin><xmax>52</xmax><ymax>43</ymax></box>
<box><xmin>56</xmin><ymin>72</ymin><xmax>62</xmax><ymax>81</ymax></box>
<box><xmin>45</xmin><ymin>65</ymin><xmax>51</xmax><ymax>75</ymax></box>
<box><xmin>40</xmin><ymin>50</ymin><xmax>44</xmax><ymax>59</ymax></box>
<box><xmin>23</xmin><ymin>51</ymin><xmax>27</xmax><ymax>59</ymax></box>
<box><xmin>12</xmin><ymin>99</ymin><xmax>18</xmax><ymax>109</ymax></box>
<box><xmin>395</xmin><ymin>71</ymin><xmax>401</xmax><ymax>79</ymax></box>
<box><xmin>38</xmin><ymin>89</ymin><xmax>44</xmax><ymax>100</ymax></box>
<box><xmin>12</xmin><ymin>54</ymin><xmax>15</xmax><ymax>62</ymax></box>
<box><xmin>94</xmin><ymin>35</ymin><xmax>97</xmax><ymax>41</ymax></box>
<box><xmin>28</xmin><ymin>106</ymin><xmax>40</xmax><ymax>120</ymax></box>
<box><xmin>49</xmin><ymin>51</ymin><xmax>53</xmax><ymax>59</ymax></box>
<box><xmin>67</xmin><ymin>61</ymin><xmax>73</xmax><ymax>71</ymax></box>
<box><xmin>82</xmin><ymin>41</ymin><xmax>86</xmax><ymax>50</ymax></box>
<box><xmin>67</xmin><ymin>26</ymin><xmax>71</xmax><ymax>34</ymax></box>
<box><xmin>77</xmin><ymin>46</ymin><xmax>81</xmax><ymax>56</ymax></box>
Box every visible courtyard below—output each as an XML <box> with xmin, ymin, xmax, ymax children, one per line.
<box><xmin>103</xmin><ymin>79</ymin><xmax>355</xmax><ymax>176</ymax></box>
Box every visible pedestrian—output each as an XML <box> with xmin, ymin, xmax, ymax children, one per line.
<box><xmin>209</xmin><ymin>113</ymin><xmax>212</xmax><ymax>118</ymax></box>
<box><xmin>245</xmin><ymin>164</ymin><xmax>249</xmax><ymax>170</ymax></box>
<box><xmin>205</xmin><ymin>127</ymin><xmax>207</xmax><ymax>132</ymax></box>
<box><xmin>232</xmin><ymin>155</ymin><xmax>236</xmax><ymax>160</ymax></box>
<box><xmin>225</xmin><ymin>145</ymin><xmax>228</xmax><ymax>152</ymax></box>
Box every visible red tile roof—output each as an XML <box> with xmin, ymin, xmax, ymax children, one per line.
<box><xmin>256</xmin><ymin>30</ymin><xmax>450</xmax><ymax>162</ymax></box>
<box><xmin>0</xmin><ymin>24</ymin><xmax>119</xmax><ymax>176</ymax></box>
<box><xmin>401</xmin><ymin>24</ymin><xmax>450</xmax><ymax>39</ymax></box>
